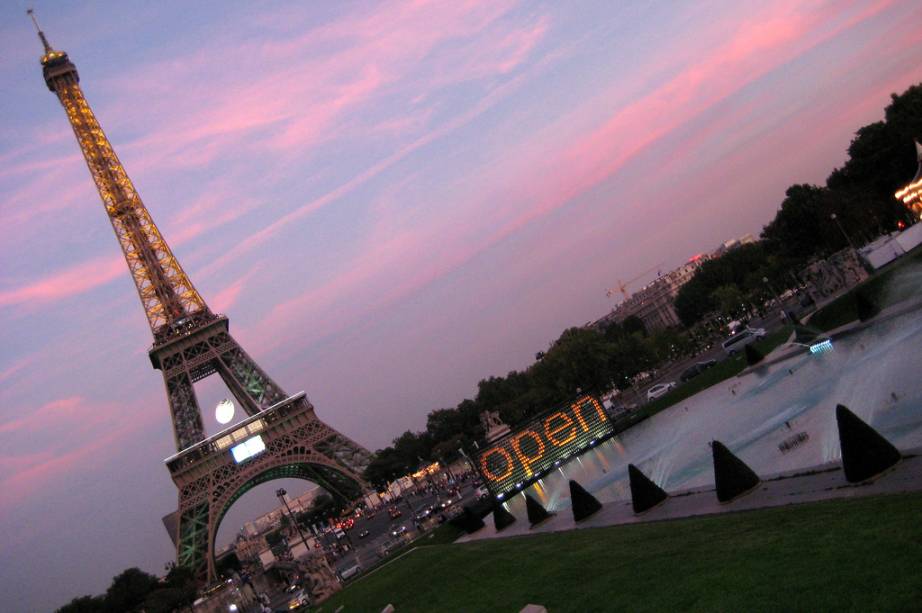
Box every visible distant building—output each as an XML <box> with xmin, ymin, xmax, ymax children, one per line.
<box><xmin>599</xmin><ymin>254</ymin><xmax>711</xmax><ymax>331</ymax></box>
<box><xmin>595</xmin><ymin>233</ymin><xmax>757</xmax><ymax>332</ymax></box>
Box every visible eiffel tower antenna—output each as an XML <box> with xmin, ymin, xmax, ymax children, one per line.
<box><xmin>26</xmin><ymin>8</ymin><xmax>53</xmax><ymax>55</ymax></box>
<box><xmin>33</xmin><ymin>23</ymin><xmax>371</xmax><ymax>584</ymax></box>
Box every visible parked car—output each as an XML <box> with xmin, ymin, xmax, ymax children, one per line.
<box><xmin>679</xmin><ymin>365</ymin><xmax>704</xmax><ymax>382</ymax></box>
<box><xmin>357</xmin><ymin>529</ymin><xmax>370</xmax><ymax>539</ymax></box>
<box><xmin>339</xmin><ymin>563</ymin><xmax>362</xmax><ymax>581</ymax></box>
<box><xmin>721</xmin><ymin>327</ymin><xmax>766</xmax><ymax>356</ymax></box>
<box><xmin>646</xmin><ymin>382</ymin><xmax>676</xmax><ymax>400</ymax></box>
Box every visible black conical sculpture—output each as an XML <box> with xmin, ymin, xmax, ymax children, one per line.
<box><xmin>628</xmin><ymin>464</ymin><xmax>669</xmax><ymax>514</ymax></box>
<box><xmin>855</xmin><ymin>290</ymin><xmax>879</xmax><ymax>321</ymax></box>
<box><xmin>712</xmin><ymin>440</ymin><xmax>761</xmax><ymax>503</ymax></box>
<box><xmin>569</xmin><ymin>480</ymin><xmax>602</xmax><ymax>522</ymax></box>
<box><xmin>493</xmin><ymin>503</ymin><xmax>516</xmax><ymax>532</ymax></box>
<box><xmin>793</xmin><ymin>324</ymin><xmax>820</xmax><ymax>345</ymax></box>
<box><xmin>744</xmin><ymin>343</ymin><xmax>765</xmax><ymax>366</ymax></box>
<box><xmin>836</xmin><ymin>404</ymin><xmax>901</xmax><ymax>483</ymax></box>
<box><xmin>525</xmin><ymin>494</ymin><xmax>552</xmax><ymax>526</ymax></box>
<box><xmin>460</xmin><ymin>506</ymin><xmax>484</xmax><ymax>533</ymax></box>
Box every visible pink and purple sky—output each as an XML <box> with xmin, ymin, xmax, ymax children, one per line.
<box><xmin>2</xmin><ymin>1</ymin><xmax>920</xmax><ymax>609</ymax></box>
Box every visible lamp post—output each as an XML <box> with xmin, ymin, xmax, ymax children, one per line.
<box><xmin>762</xmin><ymin>276</ymin><xmax>783</xmax><ymax>312</ymax></box>
<box><xmin>276</xmin><ymin>488</ymin><xmax>310</xmax><ymax>555</ymax></box>
<box><xmin>830</xmin><ymin>213</ymin><xmax>856</xmax><ymax>250</ymax></box>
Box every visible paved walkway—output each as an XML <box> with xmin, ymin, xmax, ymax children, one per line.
<box><xmin>457</xmin><ymin>447</ymin><xmax>922</xmax><ymax>544</ymax></box>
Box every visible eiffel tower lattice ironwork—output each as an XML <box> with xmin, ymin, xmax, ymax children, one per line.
<box><xmin>30</xmin><ymin>14</ymin><xmax>371</xmax><ymax>583</ymax></box>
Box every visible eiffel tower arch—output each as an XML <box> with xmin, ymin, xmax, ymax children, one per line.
<box><xmin>30</xmin><ymin>15</ymin><xmax>371</xmax><ymax>583</ymax></box>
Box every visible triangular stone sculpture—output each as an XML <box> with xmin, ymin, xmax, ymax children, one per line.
<box><xmin>628</xmin><ymin>464</ymin><xmax>668</xmax><ymax>514</ymax></box>
<box><xmin>461</xmin><ymin>506</ymin><xmax>484</xmax><ymax>533</ymax></box>
<box><xmin>493</xmin><ymin>503</ymin><xmax>516</xmax><ymax>532</ymax></box>
<box><xmin>836</xmin><ymin>404</ymin><xmax>901</xmax><ymax>483</ymax></box>
<box><xmin>525</xmin><ymin>494</ymin><xmax>552</xmax><ymax>526</ymax></box>
<box><xmin>744</xmin><ymin>343</ymin><xmax>764</xmax><ymax>366</ymax></box>
<box><xmin>712</xmin><ymin>440</ymin><xmax>761</xmax><ymax>503</ymax></box>
<box><xmin>855</xmin><ymin>290</ymin><xmax>879</xmax><ymax>322</ymax></box>
<box><xmin>793</xmin><ymin>324</ymin><xmax>820</xmax><ymax>345</ymax></box>
<box><xmin>569</xmin><ymin>480</ymin><xmax>602</xmax><ymax>522</ymax></box>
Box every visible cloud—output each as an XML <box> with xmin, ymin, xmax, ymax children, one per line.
<box><xmin>0</xmin><ymin>255</ymin><xmax>124</xmax><ymax>308</ymax></box>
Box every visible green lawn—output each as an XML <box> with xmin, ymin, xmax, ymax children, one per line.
<box><xmin>318</xmin><ymin>492</ymin><xmax>922</xmax><ymax>612</ymax></box>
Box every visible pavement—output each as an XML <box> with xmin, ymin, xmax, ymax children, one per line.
<box><xmin>456</xmin><ymin>446</ymin><xmax>922</xmax><ymax>544</ymax></box>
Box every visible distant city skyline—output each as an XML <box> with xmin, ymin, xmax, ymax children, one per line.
<box><xmin>1</xmin><ymin>1</ymin><xmax>920</xmax><ymax>609</ymax></box>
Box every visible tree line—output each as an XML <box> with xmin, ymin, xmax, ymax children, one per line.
<box><xmin>364</xmin><ymin>82</ymin><xmax>921</xmax><ymax>489</ymax></box>
<box><xmin>676</xmin><ymin>84</ymin><xmax>921</xmax><ymax>326</ymax></box>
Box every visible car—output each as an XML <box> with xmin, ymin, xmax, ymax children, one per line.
<box><xmin>698</xmin><ymin>359</ymin><xmax>717</xmax><ymax>370</ymax></box>
<box><xmin>390</xmin><ymin>525</ymin><xmax>408</xmax><ymax>537</ymax></box>
<box><xmin>475</xmin><ymin>486</ymin><xmax>489</xmax><ymax>500</ymax></box>
<box><xmin>414</xmin><ymin>508</ymin><xmax>432</xmax><ymax>522</ymax></box>
<box><xmin>679</xmin><ymin>364</ymin><xmax>703</xmax><ymax>382</ymax></box>
<box><xmin>357</xmin><ymin>529</ymin><xmax>370</xmax><ymax>539</ymax></box>
<box><xmin>721</xmin><ymin>327</ymin><xmax>766</xmax><ymax>356</ymax></box>
<box><xmin>286</xmin><ymin>588</ymin><xmax>310</xmax><ymax>610</ymax></box>
<box><xmin>438</xmin><ymin>497</ymin><xmax>457</xmax><ymax>509</ymax></box>
<box><xmin>387</xmin><ymin>506</ymin><xmax>403</xmax><ymax>519</ymax></box>
<box><xmin>340</xmin><ymin>563</ymin><xmax>362</xmax><ymax>581</ymax></box>
<box><xmin>646</xmin><ymin>382</ymin><xmax>676</xmax><ymax>400</ymax></box>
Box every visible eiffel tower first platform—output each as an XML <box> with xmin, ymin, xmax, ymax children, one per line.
<box><xmin>29</xmin><ymin>15</ymin><xmax>371</xmax><ymax>583</ymax></box>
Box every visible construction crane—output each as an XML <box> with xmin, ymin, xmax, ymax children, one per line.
<box><xmin>606</xmin><ymin>262</ymin><xmax>664</xmax><ymax>300</ymax></box>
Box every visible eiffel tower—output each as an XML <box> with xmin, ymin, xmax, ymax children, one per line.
<box><xmin>30</xmin><ymin>13</ymin><xmax>371</xmax><ymax>583</ymax></box>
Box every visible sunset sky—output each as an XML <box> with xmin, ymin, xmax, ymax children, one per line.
<box><xmin>2</xmin><ymin>1</ymin><xmax>920</xmax><ymax>609</ymax></box>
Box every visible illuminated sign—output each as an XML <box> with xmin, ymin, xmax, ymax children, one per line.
<box><xmin>476</xmin><ymin>395</ymin><xmax>614</xmax><ymax>499</ymax></box>
<box><xmin>809</xmin><ymin>339</ymin><xmax>833</xmax><ymax>354</ymax></box>
<box><xmin>230</xmin><ymin>435</ymin><xmax>266</xmax><ymax>463</ymax></box>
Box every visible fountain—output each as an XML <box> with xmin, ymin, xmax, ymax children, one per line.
<box><xmin>497</xmin><ymin>282</ymin><xmax>922</xmax><ymax>520</ymax></box>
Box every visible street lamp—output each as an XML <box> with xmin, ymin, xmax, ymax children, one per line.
<box><xmin>275</xmin><ymin>488</ymin><xmax>310</xmax><ymax>555</ymax></box>
<box><xmin>830</xmin><ymin>213</ymin><xmax>856</xmax><ymax>250</ymax></box>
<box><xmin>762</xmin><ymin>276</ymin><xmax>784</xmax><ymax>312</ymax></box>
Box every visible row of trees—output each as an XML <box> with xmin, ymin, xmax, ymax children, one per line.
<box><xmin>363</xmin><ymin>317</ymin><xmax>701</xmax><ymax>488</ymax></box>
<box><xmin>364</xmin><ymin>82</ymin><xmax>921</xmax><ymax>490</ymax></box>
<box><xmin>57</xmin><ymin>566</ymin><xmax>196</xmax><ymax>613</ymax></box>
<box><xmin>677</xmin><ymin>84</ymin><xmax>922</xmax><ymax>326</ymax></box>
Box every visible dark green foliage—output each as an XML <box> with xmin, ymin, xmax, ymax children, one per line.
<box><xmin>568</xmin><ymin>480</ymin><xmax>602</xmax><ymax>521</ymax></box>
<box><xmin>493</xmin><ymin>503</ymin><xmax>516</xmax><ymax>531</ymax></box>
<box><xmin>836</xmin><ymin>404</ymin><xmax>901</xmax><ymax>483</ymax></box>
<box><xmin>855</xmin><ymin>290</ymin><xmax>879</xmax><ymax>321</ymax></box>
<box><xmin>628</xmin><ymin>463</ymin><xmax>668</xmax><ymax>514</ymax></box>
<box><xmin>744</xmin><ymin>343</ymin><xmax>764</xmax><ymax>366</ymax></box>
<box><xmin>103</xmin><ymin>567</ymin><xmax>159</xmax><ymax>613</ymax></box>
<box><xmin>56</xmin><ymin>595</ymin><xmax>105</xmax><ymax>613</ymax></box>
<box><xmin>525</xmin><ymin>494</ymin><xmax>551</xmax><ymax>526</ymax></box>
<box><xmin>711</xmin><ymin>440</ymin><xmax>761</xmax><ymax>503</ymax></box>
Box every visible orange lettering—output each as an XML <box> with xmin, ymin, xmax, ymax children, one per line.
<box><xmin>588</xmin><ymin>397</ymin><xmax>607</xmax><ymax>421</ymax></box>
<box><xmin>480</xmin><ymin>447</ymin><xmax>513</xmax><ymax>481</ymax></box>
<box><xmin>572</xmin><ymin>400</ymin><xmax>590</xmax><ymax>432</ymax></box>
<box><xmin>512</xmin><ymin>431</ymin><xmax>545</xmax><ymax>477</ymax></box>
<box><xmin>544</xmin><ymin>412</ymin><xmax>576</xmax><ymax>446</ymax></box>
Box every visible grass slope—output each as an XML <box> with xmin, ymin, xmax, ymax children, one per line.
<box><xmin>319</xmin><ymin>492</ymin><xmax>922</xmax><ymax>612</ymax></box>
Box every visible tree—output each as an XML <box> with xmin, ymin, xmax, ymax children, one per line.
<box><xmin>56</xmin><ymin>595</ymin><xmax>105</xmax><ymax>613</ymax></box>
<box><xmin>102</xmin><ymin>567</ymin><xmax>159</xmax><ymax>612</ymax></box>
<box><xmin>710</xmin><ymin>284</ymin><xmax>746</xmax><ymax>318</ymax></box>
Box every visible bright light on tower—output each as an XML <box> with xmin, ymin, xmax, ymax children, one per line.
<box><xmin>215</xmin><ymin>398</ymin><xmax>235</xmax><ymax>425</ymax></box>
